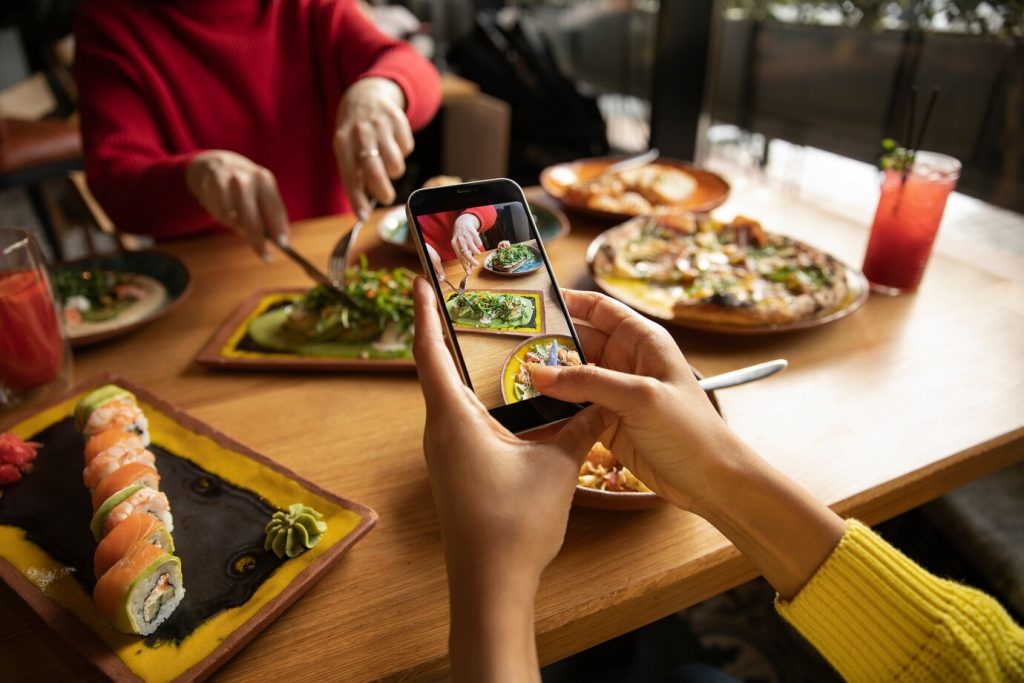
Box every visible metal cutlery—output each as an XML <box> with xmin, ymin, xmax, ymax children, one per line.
<box><xmin>271</xmin><ymin>238</ymin><xmax>360</xmax><ymax>309</ymax></box>
<box><xmin>698</xmin><ymin>359</ymin><xmax>788</xmax><ymax>392</ymax></box>
<box><xmin>328</xmin><ymin>198</ymin><xmax>377</xmax><ymax>285</ymax></box>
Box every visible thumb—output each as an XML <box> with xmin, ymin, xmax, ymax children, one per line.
<box><xmin>530</xmin><ymin>364</ymin><xmax>648</xmax><ymax>416</ymax></box>
<box><xmin>545</xmin><ymin>404</ymin><xmax>610</xmax><ymax>463</ymax></box>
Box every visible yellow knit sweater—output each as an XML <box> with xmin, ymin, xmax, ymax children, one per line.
<box><xmin>776</xmin><ymin>520</ymin><xmax>1024</xmax><ymax>682</ymax></box>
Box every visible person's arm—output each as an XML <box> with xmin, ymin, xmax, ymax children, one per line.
<box><xmin>75</xmin><ymin>22</ymin><xmax>208</xmax><ymax>240</ymax></box>
<box><xmin>411</xmin><ymin>278</ymin><xmax>608</xmax><ymax>683</ymax></box>
<box><xmin>463</xmin><ymin>205</ymin><xmax>498</xmax><ymax>233</ymax></box>
<box><xmin>530</xmin><ymin>289</ymin><xmax>1024</xmax><ymax>681</ymax></box>
<box><xmin>317</xmin><ymin>0</ymin><xmax>442</xmax><ymax>217</ymax></box>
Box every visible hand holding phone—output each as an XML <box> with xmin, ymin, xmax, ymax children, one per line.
<box><xmin>407</xmin><ymin>179</ymin><xmax>589</xmax><ymax>433</ymax></box>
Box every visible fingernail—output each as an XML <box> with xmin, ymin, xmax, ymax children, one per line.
<box><xmin>261</xmin><ymin>251</ymin><xmax>273</xmax><ymax>263</ymax></box>
<box><xmin>358</xmin><ymin>208</ymin><xmax>370</xmax><ymax>222</ymax></box>
<box><xmin>276</xmin><ymin>233</ymin><xmax>290</xmax><ymax>248</ymax></box>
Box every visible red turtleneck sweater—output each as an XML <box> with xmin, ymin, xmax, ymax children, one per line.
<box><xmin>75</xmin><ymin>0</ymin><xmax>441</xmax><ymax>239</ymax></box>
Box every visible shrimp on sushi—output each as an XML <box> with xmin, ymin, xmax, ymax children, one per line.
<box><xmin>91</xmin><ymin>485</ymin><xmax>173</xmax><ymax>540</ymax></box>
<box><xmin>75</xmin><ymin>385</ymin><xmax>150</xmax><ymax>445</ymax></box>
<box><xmin>83</xmin><ymin>445</ymin><xmax>156</xmax><ymax>491</ymax></box>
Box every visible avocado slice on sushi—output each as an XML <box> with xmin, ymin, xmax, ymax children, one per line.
<box><xmin>75</xmin><ymin>385</ymin><xmax>137</xmax><ymax>432</ymax></box>
<box><xmin>90</xmin><ymin>484</ymin><xmax>144</xmax><ymax>541</ymax></box>
<box><xmin>93</xmin><ymin>542</ymin><xmax>185</xmax><ymax>635</ymax></box>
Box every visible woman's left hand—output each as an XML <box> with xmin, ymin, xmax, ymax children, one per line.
<box><xmin>412</xmin><ymin>277</ymin><xmax>608</xmax><ymax>680</ymax></box>
<box><xmin>335</xmin><ymin>77</ymin><xmax>414</xmax><ymax>220</ymax></box>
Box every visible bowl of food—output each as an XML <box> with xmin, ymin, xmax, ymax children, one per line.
<box><xmin>500</xmin><ymin>334</ymin><xmax>581</xmax><ymax>404</ymax></box>
<box><xmin>573</xmin><ymin>370</ymin><xmax>723</xmax><ymax>510</ymax></box>
<box><xmin>53</xmin><ymin>250</ymin><xmax>192</xmax><ymax>347</ymax></box>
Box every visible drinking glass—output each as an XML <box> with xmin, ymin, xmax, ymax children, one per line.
<box><xmin>862</xmin><ymin>151</ymin><xmax>960</xmax><ymax>294</ymax></box>
<box><xmin>0</xmin><ymin>228</ymin><xmax>72</xmax><ymax>410</ymax></box>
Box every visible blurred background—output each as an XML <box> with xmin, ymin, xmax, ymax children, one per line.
<box><xmin>1</xmin><ymin>0</ymin><xmax>1021</xmax><ymax>259</ymax></box>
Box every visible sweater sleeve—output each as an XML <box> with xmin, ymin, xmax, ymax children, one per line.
<box><xmin>463</xmin><ymin>205</ymin><xmax>498</xmax><ymax>234</ymax></box>
<box><xmin>776</xmin><ymin>519</ymin><xmax>1024</xmax><ymax>682</ymax></box>
<box><xmin>74</xmin><ymin>13</ymin><xmax>211</xmax><ymax>240</ymax></box>
<box><xmin>315</xmin><ymin>0</ymin><xmax>442</xmax><ymax>131</ymax></box>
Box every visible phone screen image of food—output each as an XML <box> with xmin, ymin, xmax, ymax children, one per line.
<box><xmin>417</xmin><ymin>200</ymin><xmax>584</xmax><ymax>412</ymax></box>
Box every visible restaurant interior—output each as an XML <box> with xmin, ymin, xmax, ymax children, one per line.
<box><xmin>0</xmin><ymin>1</ymin><xmax>1022</xmax><ymax>681</ymax></box>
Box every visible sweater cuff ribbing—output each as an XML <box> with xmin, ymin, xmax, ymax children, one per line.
<box><xmin>776</xmin><ymin>519</ymin><xmax>969</xmax><ymax>680</ymax></box>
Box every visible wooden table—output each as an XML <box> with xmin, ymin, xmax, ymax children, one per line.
<box><xmin>3</xmin><ymin>188</ymin><xmax>1023</xmax><ymax>682</ymax></box>
<box><xmin>438</xmin><ymin>240</ymin><xmax>572</xmax><ymax>408</ymax></box>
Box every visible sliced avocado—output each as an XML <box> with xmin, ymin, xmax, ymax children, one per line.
<box><xmin>90</xmin><ymin>484</ymin><xmax>144</xmax><ymax>541</ymax></box>
<box><xmin>75</xmin><ymin>384</ymin><xmax>136</xmax><ymax>432</ymax></box>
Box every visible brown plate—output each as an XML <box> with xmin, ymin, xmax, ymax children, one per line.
<box><xmin>572</xmin><ymin>368</ymin><xmax>722</xmax><ymax>510</ymax></box>
<box><xmin>445</xmin><ymin>288</ymin><xmax>546</xmax><ymax>337</ymax></box>
<box><xmin>586</xmin><ymin>223</ymin><xmax>869</xmax><ymax>335</ymax></box>
<box><xmin>540</xmin><ymin>156</ymin><xmax>730</xmax><ymax>220</ymax></box>
<box><xmin>54</xmin><ymin>251</ymin><xmax>193</xmax><ymax>348</ymax></box>
<box><xmin>0</xmin><ymin>374</ymin><xmax>377</xmax><ymax>682</ymax></box>
<box><xmin>195</xmin><ymin>289</ymin><xmax>415</xmax><ymax>372</ymax></box>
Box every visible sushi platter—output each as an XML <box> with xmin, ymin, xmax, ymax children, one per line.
<box><xmin>0</xmin><ymin>375</ymin><xmax>377</xmax><ymax>683</ymax></box>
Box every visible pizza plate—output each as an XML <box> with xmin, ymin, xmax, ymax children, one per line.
<box><xmin>586</xmin><ymin>225</ymin><xmax>870</xmax><ymax>335</ymax></box>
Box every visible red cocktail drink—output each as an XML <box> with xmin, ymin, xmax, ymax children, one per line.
<box><xmin>0</xmin><ymin>271</ymin><xmax>64</xmax><ymax>389</ymax></box>
<box><xmin>862</xmin><ymin>152</ymin><xmax>960</xmax><ymax>294</ymax></box>
<box><xmin>0</xmin><ymin>229</ymin><xmax>70</xmax><ymax>409</ymax></box>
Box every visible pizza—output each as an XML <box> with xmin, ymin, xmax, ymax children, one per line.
<box><xmin>564</xmin><ymin>163</ymin><xmax>697</xmax><ymax>215</ymax></box>
<box><xmin>594</xmin><ymin>215</ymin><xmax>850</xmax><ymax>326</ymax></box>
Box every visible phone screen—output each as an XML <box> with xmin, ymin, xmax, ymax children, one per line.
<box><xmin>408</xmin><ymin>180</ymin><xmax>587</xmax><ymax>432</ymax></box>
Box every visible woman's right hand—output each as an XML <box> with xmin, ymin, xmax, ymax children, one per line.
<box><xmin>186</xmin><ymin>150</ymin><xmax>290</xmax><ymax>259</ymax></box>
<box><xmin>529</xmin><ymin>290</ymin><xmax>749</xmax><ymax>514</ymax></box>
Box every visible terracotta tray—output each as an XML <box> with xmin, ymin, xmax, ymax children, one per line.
<box><xmin>195</xmin><ymin>289</ymin><xmax>415</xmax><ymax>372</ymax></box>
<box><xmin>0</xmin><ymin>375</ymin><xmax>377</xmax><ymax>683</ymax></box>
<box><xmin>444</xmin><ymin>288</ymin><xmax>546</xmax><ymax>337</ymax></box>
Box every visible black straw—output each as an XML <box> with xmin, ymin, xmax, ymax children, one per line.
<box><xmin>911</xmin><ymin>87</ymin><xmax>940</xmax><ymax>156</ymax></box>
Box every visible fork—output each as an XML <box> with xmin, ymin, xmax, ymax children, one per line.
<box><xmin>328</xmin><ymin>199</ymin><xmax>377</xmax><ymax>285</ymax></box>
<box><xmin>456</xmin><ymin>268</ymin><xmax>471</xmax><ymax>297</ymax></box>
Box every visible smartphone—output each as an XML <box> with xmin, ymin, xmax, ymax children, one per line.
<box><xmin>406</xmin><ymin>178</ymin><xmax>588</xmax><ymax>433</ymax></box>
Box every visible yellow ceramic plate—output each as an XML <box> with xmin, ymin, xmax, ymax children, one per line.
<box><xmin>0</xmin><ymin>375</ymin><xmax>377</xmax><ymax>683</ymax></box>
<box><xmin>500</xmin><ymin>334</ymin><xmax>578</xmax><ymax>405</ymax></box>
<box><xmin>444</xmin><ymin>289</ymin><xmax>546</xmax><ymax>337</ymax></box>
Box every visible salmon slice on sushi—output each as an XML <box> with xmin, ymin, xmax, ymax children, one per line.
<box><xmin>94</xmin><ymin>542</ymin><xmax>185</xmax><ymax>636</ymax></box>
<box><xmin>91</xmin><ymin>462</ymin><xmax>160</xmax><ymax>511</ymax></box>
<box><xmin>83</xmin><ymin>444</ymin><xmax>156</xmax><ymax>491</ymax></box>
<box><xmin>91</xmin><ymin>485</ymin><xmax>173</xmax><ymax>540</ymax></box>
<box><xmin>94</xmin><ymin>513</ymin><xmax>174</xmax><ymax>578</ymax></box>
<box><xmin>83</xmin><ymin>428</ymin><xmax>146</xmax><ymax>466</ymax></box>
<box><xmin>75</xmin><ymin>385</ymin><xmax>150</xmax><ymax>445</ymax></box>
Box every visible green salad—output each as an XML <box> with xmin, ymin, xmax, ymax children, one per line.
<box><xmin>491</xmin><ymin>243</ymin><xmax>532</xmax><ymax>270</ymax></box>
<box><xmin>446</xmin><ymin>291</ymin><xmax>534</xmax><ymax>329</ymax></box>
<box><xmin>283</xmin><ymin>260</ymin><xmax>415</xmax><ymax>343</ymax></box>
<box><xmin>54</xmin><ymin>267</ymin><xmax>145</xmax><ymax>324</ymax></box>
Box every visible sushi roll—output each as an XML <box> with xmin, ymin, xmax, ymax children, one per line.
<box><xmin>94</xmin><ymin>513</ymin><xmax>174</xmax><ymax>578</ymax></box>
<box><xmin>83</xmin><ymin>444</ymin><xmax>156</xmax><ymax>491</ymax></box>
<box><xmin>91</xmin><ymin>485</ymin><xmax>173</xmax><ymax>540</ymax></box>
<box><xmin>75</xmin><ymin>385</ymin><xmax>150</xmax><ymax>445</ymax></box>
<box><xmin>94</xmin><ymin>541</ymin><xmax>185</xmax><ymax>636</ymax></box>
<box><xmin>91</xmin><ymin>462</ymin><xmax>161</xmax><ymax>511</ymax></box>
<box><xmin>84</xmin><ymin>428</ymin><xmax>145</xmax><ymax>465</ymax></box>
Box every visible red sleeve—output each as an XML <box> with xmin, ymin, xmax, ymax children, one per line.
<box><xmin>314</xmin><ymin>0</ymin><xmax>442</xmax><ymax>131</ymax></box>
<box><xmin>463</xmin><ymin>205</ymin><xmax>498</xmax><ymax>234</ymax></box>
<box><xmin>74</xmin><ymin>10</ymin><xmax>211</xmax><ymax>240</ymax></box>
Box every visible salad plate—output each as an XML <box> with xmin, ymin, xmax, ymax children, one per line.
<box><xmin>196</xmin><ymin>266</ymin><xmax>416</xmax><ymax>372</ymax></box>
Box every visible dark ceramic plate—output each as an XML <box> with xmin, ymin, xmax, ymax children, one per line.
<box><xmin>53</xmin><ymin>251</ymin><xmax>192</xmax><ymax>347</ymax></box>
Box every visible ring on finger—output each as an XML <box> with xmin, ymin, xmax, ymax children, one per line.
<box><xmin>358</xmin><ymin>148</ymin><xmax>381</xmax><ymax>161</ymax></box>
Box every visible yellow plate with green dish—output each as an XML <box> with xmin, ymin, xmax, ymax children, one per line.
<box><xmin>0</xmin><ymin>375</ymin><xmax>377</xmax><ymax>683</ymax></box>
<box><xmin>443</xmin><ymin>289</ymin><xmax>546</xmax><ymax>337</ymax></box>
